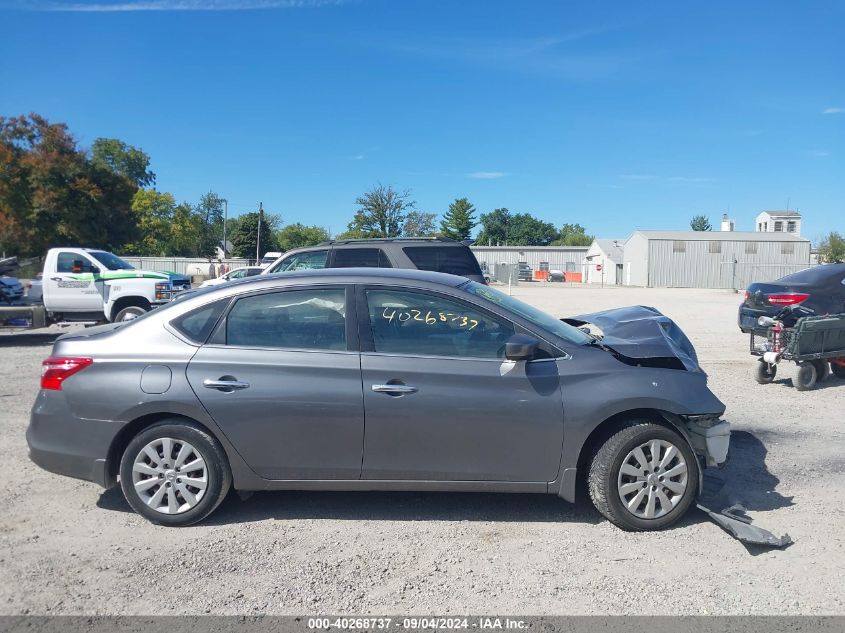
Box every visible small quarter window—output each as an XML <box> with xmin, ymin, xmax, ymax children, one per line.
<box><xmin>708</xmin><ymin>241</ymin><xmax>722</xmax><ymax>254</ymax></box>
<box><xmin>673</xmin><ymin>241</ymin><xmax>686</xmax><ymax>253</ymax></box>
<box><xmin>171</xmin><ymin>300</ymin><xmax>228</xmax><ymax>344</ymax></box>
<box><xmin>745</xmin><ymin>242</ymin><xmax>758</xmax><ymax>255</ymax></box>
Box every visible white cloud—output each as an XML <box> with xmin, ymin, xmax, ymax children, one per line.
<box><xmin>823</xmin><ymin>107</ymin><xmax>845</xmax><ymax>114</ymax></box>
<box><xmin>467</xmin><ymin>171</ymin><xmax>506</xmax><ymax>179</ymax></box>
<box><xmin>31</xmin><ymin>0</ymin><xmax>339</xmax><ymax>11</ymax></box>
<box><xmin>808</xmin><ymin>149</ymin><xmax>830</xmax><ymax>157</ymax></box>
<box><xmin>351</xmin><ymin>154</ymin><xmax>364</xmax><ymax>160</ymax></box>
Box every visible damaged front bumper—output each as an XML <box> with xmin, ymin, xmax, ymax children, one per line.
<box><xmin>680</xmin><ymin>414</ymin><xmax>731</xmax><ymax>468</ymax></box>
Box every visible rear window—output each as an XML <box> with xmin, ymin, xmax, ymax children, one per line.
<box><xmin>170</xmin><ymin>299</ymin><xmax>228</xmax><ymax>344</ymax></box>
<box><xmin>333</xmin><ymin>248</ymin><xmax>392</xmax><ymax>268</ymax></box>
<box><xmin>402</xmin><ymin>246</ymin><xmax>482</xmax><ymax>276</ymax></box>
<box><xmin>777</xmin><ymin>264</ymin><xmax>845</xmax><ymax>284</ymax></box>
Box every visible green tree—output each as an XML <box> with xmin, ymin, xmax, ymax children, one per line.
<box><xmin>230</xmin><ymin>211</ymin><xmax>280</xmax><ymax>259</ymax></box>
<box><xmin>553</xmin><ymin>223</ymin><xmax>594</xmax><ymax>246</ymax></box>
<box><xmin>91</xmin><ymin>138</ymin><xmax>155</xmax><ymax>188</ymax></box>
<box><xmin>345</xmin><ymin>184</ymin><xmax>414</xmax><ymax>238</ymax></box>
<box><xmin>277</xmin><ymin>223</ymin><xmax>330</xmax><ymax>251</ymax></box>
<box><xmin>0</xmin><ymin>113</ymin><xmax>138</xmax><ymax>256</ymax></box>
<box><xmin>403</xmin><ymin>211</ymin><xmax>438</xmax><ymax>237</ymax></box>
<box><xmin>168</xmin><ymin>202</ymin><xmax>204</xmax><ymax>257</ymax></box>
<box><xmin>123</xmin><ymin>189</ymin><xmax>176</xmax><ymax>256</ymax></box>
<box><xmin>440</xmin><ymin>197</ymin><xmax>477</xmax><ymax>240</ymax></box>
<box><xmin>690</xmin><ymin>215</ymin><xmax>712</xmax><ymax>231</ymax></box>
<box><xmin>818</xmin><ymin>231</ymin><xmax>845</xmax><ymax>263</ymax></box>
<box><xmin>194</xmin><ymin>191</ymin><xmax>226</xmax><ymax>257</ymax></box>
<box><xmin>476</xmin><ymin>208</ymin><xmax>558</xmax><ymax>245</ymax></box>
<box><xmin>475</xmin><ymin>208</ymin><xmax>512</xmax><ymax>245</ymax></box>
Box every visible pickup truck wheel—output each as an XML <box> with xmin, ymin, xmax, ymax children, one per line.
<box><xmin>588</xmin><ymin>422</ymin><xmax>698</xmax><ymax>531</ymax></box>
<box><xmin>755</xmin><ymin>360</ymin><xmax>777</xmax><ymax>384</ymax></box>
<box><xmin>114</xmin><ymin>305</ymin><xmax>148</xmax><ymax>322</ymax></box>
<box><xmin>794</xmin><ymin>362</ymin><xmax>818</xmax><ymax>391</ymax></box>
<box><xmin>119</xmin><ymin>420</ymin><xmax>231</xmax><ymax>526</ymax></box>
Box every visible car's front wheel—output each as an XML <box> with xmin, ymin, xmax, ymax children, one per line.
<box><xmin>588</xmin><ymin>422</ymin><xmax>699</xmax><ymax>531</ymax></box>
<box><xmin>119</xmin><ymin>420</ymin><xmax>231</xmax><ymax>526</ymax></box>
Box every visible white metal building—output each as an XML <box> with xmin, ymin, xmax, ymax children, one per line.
<box><xmin>621</xmin><ymin>230</ymin><xmax>811</xmax><ymax>289</ymax></box>
<box><xmin>470</xmin><ymin>245</ymin><xmax>589</xmax><ymax>279</ymax></box>
<box><xmin>584</xmin><ymin>239</ymin><xmax>626</xmax><ymax>285</ymax></box>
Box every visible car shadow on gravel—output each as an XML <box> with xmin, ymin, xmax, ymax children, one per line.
<box><xmin>95</xmin><ymin>430</ymin><xmax>789</xmax><ymax>540</ymax></box>
<box><xmin>97</xmin><ymin>487</ymin><xmax>603</xmax><ymax>525</ymax></box>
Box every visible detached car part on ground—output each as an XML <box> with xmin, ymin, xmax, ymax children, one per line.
<box><xmin>29</xmin><ymin>269</ymin><xmax>730</xmax><ymax>531</ymax></box>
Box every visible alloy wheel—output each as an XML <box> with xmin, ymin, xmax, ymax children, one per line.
<box><xmin>616</xmin><ymin>439</ymin><xmax>688</xmax><ymax>520</ymax></box>
<box><xmin>131</xmin><ymin>437</ymin><xmax>208</xmax><ymax>514</ymax></box>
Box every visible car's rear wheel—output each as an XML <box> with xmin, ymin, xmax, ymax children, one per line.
<box><xmin>794</xmin><ymin>362</ymin><xmax>818</xmax><ymax>391</ymax></box>
<box><xmin>588</xmin><ymin>422</ymin><xmax>699</xmax><ymax>531</ymax></box>
<box><xmin>755</xmin><ymin>360</ymin><xmax>777</xmax><ymax>384</ymax></box>
<box><xmin>119</xmin><ymin>420</ymin><xmax>231</xmax><ymax>526</ymax></box>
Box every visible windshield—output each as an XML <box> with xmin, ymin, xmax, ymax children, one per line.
<box><xmin>464</xmin><ymin>281</ymin><xmax>592</xmax><ymax>346</ymax></box>
<box><xmin>89</xmin><ymin>251</ymin><xmax>134</xmax><ymax>271</ymax></box>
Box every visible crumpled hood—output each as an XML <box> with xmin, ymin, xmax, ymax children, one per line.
<box><xmin>562</xmin><ymin>305</ymin><xmax>701</xmax><ymax>372</ymax></box>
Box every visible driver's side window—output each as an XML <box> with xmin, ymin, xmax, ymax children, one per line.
<box><xmin>365</xmin><ymin>289</ymin><xmax>515</xmax><ymax>359</ymax></box>
<box><xmin>56</xmin><ymin>252</ymin><xmax>96</xmax><ymax>273</ymax></box>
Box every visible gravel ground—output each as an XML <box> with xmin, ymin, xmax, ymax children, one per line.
<box><xmin>1</xmin><ymin>285</ymin><xmax>844</xmax><ymax>615</ymax></box>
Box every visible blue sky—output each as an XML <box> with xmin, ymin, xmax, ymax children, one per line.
<box><xmin>1</xmin><ymin>0</ymin><xmax>843</xmax><ymax>241</ymax></box>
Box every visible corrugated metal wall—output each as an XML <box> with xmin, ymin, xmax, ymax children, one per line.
<box><xmin>470</xmin><ymin>247</ymin><xmax>588</xmax><ymax>273</ymax></box>
<box><xmin>646</xmin><ymin>239</ymin><xmax>811</xmax><ymax>289</ymax></box>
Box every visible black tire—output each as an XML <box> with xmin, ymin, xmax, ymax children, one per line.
<box><xmin>113</xmin><ymin>304</ymin><xmax>149</xmax><ymax>322</ymax></box>
<box><xmin>832</xmin><ymin>362</ymin><xmax>845</xmax><ymax>380</ymax></box>
<box><xmin>794</xmin><ymin>362</ymin><xmax>818</xmax><ymax>391</ymax></box>
<box><xmin>119</xmin><ymin>419</ymin><xmax>231</xmax><ymax>526</ymax></box>
<box><xmin>812</xmin><ymin>360</ymin><xmax>830</xmax><ymax>382</ymax></box>
<box><xmin>755</xmin><ymin>360</ymin><xmax>777</xmax><ymax>384</ymax></box>
<box><xmin>588</xmin><ymin>422</ymin><xmax>699</xmax><ymax>531</ymax></box>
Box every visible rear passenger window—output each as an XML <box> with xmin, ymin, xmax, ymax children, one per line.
<box><xmin>171</xmin><ymin>300</ymin><xmax>228</xmax><ymax>344</ymax></box>
<box><xmin>333</xmin><ymin>248</ymin><xmax>391</xmax><ymax>268</ymax></box>
<box><xmin>402</xmin><ymin>246</ymin><xmax>482</xmax><ymax>276</ymax></box>
<box><xmin>226</xmin><ymin>289</ymin><xmax>346</xmax><ymax>351</ymax></box>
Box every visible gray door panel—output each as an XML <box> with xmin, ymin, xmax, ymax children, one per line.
<box><xmin>187</xmin><ymin>346</ymin><xmax>364</xmax><ymax>480</ymax></box>
<box><xmin>360</xmin><ymin>354</ymin><xmax>563</xmax><ymax>482</ymax></box>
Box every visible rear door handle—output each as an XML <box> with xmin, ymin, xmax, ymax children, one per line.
<box><xmin>372</xmin><ymin>383</ymin><xmax>419</xmax><ymax>395</ymax></box>
<box><xmin>203</xmin><ymin>378</ymin><xmax>250</xmax><ymax>392</ymax></box>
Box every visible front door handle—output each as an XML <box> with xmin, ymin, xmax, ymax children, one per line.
<box><xmin>203</xmin><ymin>378</ymin><xmax>250</xmax><ymax>392</ymax></box>
<box><xmin>372</xmin><ymin>383</ymin><xmax>419</xmax><ymax>395</ymax></box>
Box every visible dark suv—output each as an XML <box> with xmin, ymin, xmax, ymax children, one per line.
<box><xmin>262</xmin><ymin>238</ymin><xmax>486</xmax><ymax>283</ymax></box>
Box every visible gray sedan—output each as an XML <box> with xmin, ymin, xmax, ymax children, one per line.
<box><xmin>27</xmin><ymin>269</ymin><xmax>730</xmax><ymax>529</ymax></box>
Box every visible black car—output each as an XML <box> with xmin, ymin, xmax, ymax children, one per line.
<box><xmin>738</xmin><ymin>263</ymin><xmax>845</xmax><ymax>332</ymax></box>
<box><xmin>262</xmin><ymin>237</ymin><xmax>486</xmax><ymax>284</ymax></box>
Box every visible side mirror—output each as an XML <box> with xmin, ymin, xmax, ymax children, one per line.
<box><xmin>90</xmin><ymin>265</ymin><xmax>100</xmax><ymax>274</ymax></box>
<box><xmin>505</xmin><ymin>334</ymin><xmax>539</xmax><ymax>361</ymax></box>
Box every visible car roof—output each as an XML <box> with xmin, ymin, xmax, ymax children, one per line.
<box><xmin>260</xmin><ymin>267</ymin><xmax>469</xmax><ymax>286</ymax></box>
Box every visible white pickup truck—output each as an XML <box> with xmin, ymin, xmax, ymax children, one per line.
<box><xmin>40</xmin><ymin>247</ymin><xmax>189</xmax><ymax>323</ymax></box>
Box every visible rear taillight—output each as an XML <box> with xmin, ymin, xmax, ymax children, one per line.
<box><xmin>41</xmin><ymin>357</ymin><xmax>93</xmax><ymax>390</ymax></box>
<box><xmin>744</xmin><ymin>290</ymin><xmax>750</xmax><ymax>302</ymax></box>
<box><xmin>767</xmin><ymin>293</ymin><xmax>810</xmax><ymax>306</ymax></box>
